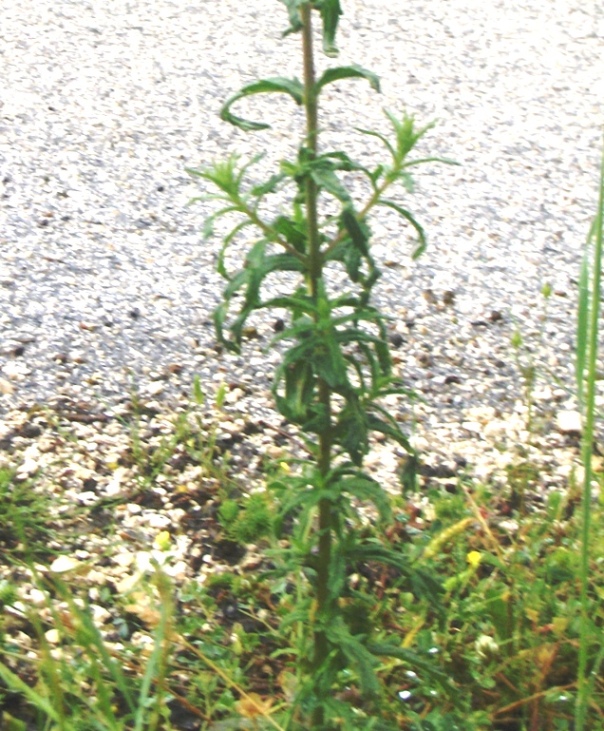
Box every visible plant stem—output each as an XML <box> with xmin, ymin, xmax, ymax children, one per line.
<box><xmin>301</xmin><ymin>3</ymin><xmax>321</xmax><ymax>287</ymax></box>
<box><xmin>300</xmin><ymin>4</ymin><xmax>334</xmax><ymax>727</ymax></box>
<box><xmin>575</xmin><ymin>132</ymin><xmax>604</xmax><ymax>730</ymax></box>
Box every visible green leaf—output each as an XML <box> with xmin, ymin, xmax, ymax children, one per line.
<box><xmin>0</xmin><ymin>662</ymin><xmax>62</xmax><ymax>725</ymax></box>
<box><xmin>319</xmin><ymin>150</ymin><xmax>366</xmax><ymax>171</ymax></box>
<box><xmin>251</xmin><ymin>172</ymin><xmax>286</xmax><ymax>197</ymax></box>
<box><xmin>220</xmin><ymin>77</ymin><xmax>304</xmax><ymax>131</ymax></box>
<box><xmin>192</xmin><ymin>375</ymin><xmax>205</xmax><ymax>406</ymax></box>
<box><xmin>356</xmin><ymin>126</ymin><xmax>397</xmax><ymax>162</ymax></box>
<box><xmin>300</xmin><ymin>402</ymin><xmax>331</xmax><ymax>433</ymax></box>
<box><xmin>188</xmin><ymin>154</ymin><xmax>263</xmax><ymax>196</ymax></box>
<box><xmin>333</xmin><ymin>397</ymin><xmax>368</xmax><ymax>465</ymax></box>
<box><xmin>315</xmin><ymin>65</ymin><xmax>380</xmax><ymax>95</ymax></box>
<box><xmin>326</xmin><ymin>620</ymin><xmax>380</xmax><ymax>697</ymax></box>
<box><xmin>378</xmin><ymin>199</ymin><xmax>427</xmax><ymax>258</ymax></box>
<box><xmin>279</xmin><ymin>485</ymin><xmax>338</xmax><ymax>522</ymax></box>
<box><xmin>384</xmin><ymin>168</ymin><xmax>415</xmax><ymax>193</ymax></box>
<box><xmin>213</xmin><ymin>301</ymin><xmax>235</xmax><ymax>352</ymax></box>
<box><xmin>217</xmin><ymin>240</ymin><xmax>307</xmax><ymax>349</ymax></box>
<box><xmin>279</xmin><ymin>602</ymin><xmax>313</xmax><ymax>631</ymax></box>
<box><xmin>403</xmin><ymin>155</ymin><xmax>460</xmax><ymax>169</ymax></box>
<box><xmin>348</xmin><ymin>542</ymin><xmax>411</xmax><ymax>574</ymax></box>
<box><xmin>271</xmin><ymin>214</ymin><xmax>307</xmax><ymax>253</ymax></box>
<box><xmin>485</xmin><ymin>587</ymin><xmax>514</xmax><ymax>642</ymax></box>
<box><xmin>399</xmin><ymin>451</ymin><xmax>420</xmax><ymax>493</ymax></box>
<box><xmin>201</xmin><ymin>205</ymin><xmax>243</xmax><ymax>242</ymax></box>
<box><xmin>385</xmin><ymin>110</ymin><xmax>435</xmax><ymax>161</ymax></box>
<box><xmin>347</xmin><ymin>541</ymin><xmax>442</xmax><ymax>608</ymax></box>
<box><xmin>216</xmin><ymin>220</ymin><xmax>255</xmax><ymax>278</ymax></box>
<box><xmin>1</xmin><ymin>712</ymin><xmax>27</xmax><ymax>731</ymax></box>
<box><xmin>340</xmin><ymin>206</ymin><xmax>370</xmax><ymax>255</ymax></box>
<box><xmin>315</xmin><ymin>0</ymin><xmax>343</xmax><ymax>57</ymax></box>
<box><xmin>274</xmin><ymin>358</ymin><xmax>316</xmax><ymax>424</ymax></box>
<box><xmin>337</xmin><ymin>475</ymin><xmax>392</xmax><ymax>523</ymax></box>
<box><xmin>577</xmin><ymin>252</ymin><xmax>589</xmax><ymax>405</ymax></box>
<box><xmin>366</xmin><ymin>407</ymin><xmax>412</xmax><ymax>452</ymax></box>
<box><xmin>367</xmin><ymin>642</ymin><xmax>450</xmax><ymax>686</ymax></box>
<box><xmin>310</xmin><ymin>167</ymin><xmax>350</xmax><ymax>202</ymax></box>
<box><xmin>326</xmin><ymin>239</ymin><xmax>362</xmax><ymax>282</ymax></box>
<box><xmin>278</xmin><ymin>328</ymin><xmax>322</xmax><ymax>362</ymax></box>
<box><xmin>313</xmin><ymin>331</ymin><xmax>350</xmax><ymax>390</ymax></box>
<box><xmin>410</xmin><ymin>567</ymin><xmax>446</xmax><ymax>608</ymax></box>
<box><xmin>278</xmin><ymin>0</ymin><xmax>304</xmax><ymax>36</ymax></box>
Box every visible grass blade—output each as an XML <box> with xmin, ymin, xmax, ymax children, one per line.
<box><xmin>575</xmin><ymin>131</ymin><xmax>604</xmax><ymax>731</ymax></box>
<box><xmin>0</xmin><ymin>661</ymin><xmax>63</xmax><ymax>726</ymax></box>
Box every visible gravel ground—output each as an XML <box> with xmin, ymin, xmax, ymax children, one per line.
<box><xmin>1</xmin><ymin>0</ymin><xmax>603</xmax><ymax>462</ymax></box>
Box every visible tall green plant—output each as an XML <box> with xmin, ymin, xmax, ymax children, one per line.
<box><xmin>189</xmin><ymin>2</ymin><xmax>453</xmax><ymax>727</ymax></box>
<box><xmin>574</xmin><ymin>133</ymin><xmax>604</xmax><ymax>730</ymax></box>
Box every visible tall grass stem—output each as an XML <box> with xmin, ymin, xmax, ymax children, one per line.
<box><xmin>575</xmin><ymin>132</ymin><xmax>604</xmax><ymax>730</ymax></box>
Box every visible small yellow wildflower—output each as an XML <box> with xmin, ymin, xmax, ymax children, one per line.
<box><xmin>466</xmin><ymin>550</ymin><xmax>482</xmax><ymax>569</ymax></box>
<box><xmin>153</xmin><ymin>530</ymin><xmax>171</xmax><ymax>551</ymax></box>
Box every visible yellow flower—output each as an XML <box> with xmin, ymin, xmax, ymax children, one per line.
<box><xmin>153</xmin><ymin>530</ymin><xmax>171</xmax><ymax>551</ymax></box>
<box><xmin>466</xmin><ymin>550</ymin><xmax>482</xmax><ymax>569</ymax></box>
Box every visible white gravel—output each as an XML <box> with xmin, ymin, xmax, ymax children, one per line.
<box><xmin>1</xmin><ymin>0</ymin><xmax>603</xmax><ymax>418</ymax></box>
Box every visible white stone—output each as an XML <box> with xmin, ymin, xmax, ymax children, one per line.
<box><xmin>556</xmin><ymin>410</ymin><xmax>582</xmax><ymax>434</ymax></box>
<box><xmin>45</xmin><ymin>629</ymin><xmax>61</xmax><ymax>645</ymax></box>
<box><xmin>49</xmin><ymin>556</ymin><xmax>87</xmax><ymax>574</ymax></box>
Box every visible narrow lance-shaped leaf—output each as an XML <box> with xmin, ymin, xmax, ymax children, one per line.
<box><xmin>315</xmin><ymin>65</ymin><xmax>380</xmax><ymax>95</ymax></box>
<box><xmin>216</xmin><ymin>220</ymin><xmax>255</xmax><ymax>278</ymax></box>
<box><xmin>187</xmin><ymin>154</ymin><xmax>263</xmax><ymax>196</ymax></box>
<box><xmin>576</xmin><ymin>251</ymin><xmax>589</xmax><ymax>406</ymax></box>
<box><xmin>324</xmin><ymin>619</ymin><xmax>380</xmax><ymax>698</ymax></box>
<box><xmin>271</xmin><ymin>214</ymin><xmax>307</xmax><ymax>253</ymax></box>
<box><xmin>356</xmin><ymin>126</ymin><xmax>397</xmax><ymax>163</ymax></box>
<box><xmin>312</xmin><ymin>333</ymin><xmax>350</xmax><ymax>390</ymax></box>
<box><xmin>378</xmin><ymin>199</ymin><xmax>427</xmax><ymax>258</ymax></box>
<box><xmin>0</xmin><ymin>662</ymin><xmax>63</xmax><ymax>724</ymax></box>
<box><xmin>201</xmin><ymin>206</ymin><xmax>244</xmax><ymax>242</ymax></box>
<box><xmin>335</xmin><ymin>475</ymin><xmax>392</xmax><ymax>523</ymax></box>
<box><xmin>219</xmin><ymin>242</ymin><xmax>307</xmax><ymax>348</ymax></box>
<box><xmin>366</xmin><ymin>643</ymin><xmax>450</xmax><ymax>687</ymax></box>
<box><xmin>333</xmin><ymin>398</ymin><xmax>368</xmax><ymax>465</ymax></box>
<box><xmin>251</xmin><ymin>172</ymin><xmax>286</xmax><ymax>197</ymax></box>
<box><xmin>275</xmin><ymin>358</ymin><xmax>316</xmax><ymax>424</ymax></box>
<box><xmin>315</xmin><ymin>0</ymin><xmax>343</xmax><ymax>57</ymax></box>
<box><xmin>366</xmin><ymin>408</ymin><xmax>413</xmax><ymax>453</ymax></box>
<box><xmin>340</xmin><ymin>206</ymin><xmax>370</xmax><ymax>255</ymax></box>
<box><xmin>278</xmin><ymin>0</ymin><xmax>304</xmax><ymax>36</ymax></box>
<box><xmin>221</xmin><ymin>77</ymin><xmax>304</xmax><ymax>131</ymax></box>
<box><xmin>310</xmin><ymin>167</ymin><xmax>350</xmax><ymax>203</ymax></box>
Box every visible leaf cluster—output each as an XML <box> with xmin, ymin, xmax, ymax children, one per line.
<box><xmin>188</xmin><ymin>108</ymin><xmax>450</xmax><ymax>468</ymax></box>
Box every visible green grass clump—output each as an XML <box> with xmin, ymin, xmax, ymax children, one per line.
<box><xmin>0</xmin><ymin>468</ymin><xmax>62</xmax><ymax>563</ymax></box>
<box><xmin>219</xmin><ymin>493</ymin><xmax>274</xmax><ymax>545</ymax></box>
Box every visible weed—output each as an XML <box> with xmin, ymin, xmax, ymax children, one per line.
<box><xmin>219</xmin><ymin>493</ymin><xmax>274</xmax><ymax>545</ymax></box>
<box><xmin>189</xmin><ymin>2</ymin><xmax>453</xmax><ymax>726</ymax></box>
<box><xmin>510</xmin><ymin>281</ymin><xmax>556</xmax><ymax>439</ymax></box>
<box><xmin>121</xmin><ymin>378</ymin><xmax>232</xmax><ymax>491</ymax></box>
<box><xmin>574</xmin><ymin>133</ymin><xmax>604</xmax><ymax>730</ymax></box>
<box><xmin>0</xmin><ymin>468</ymin><xmax>63</xmax><ymax>564</ymax></box>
